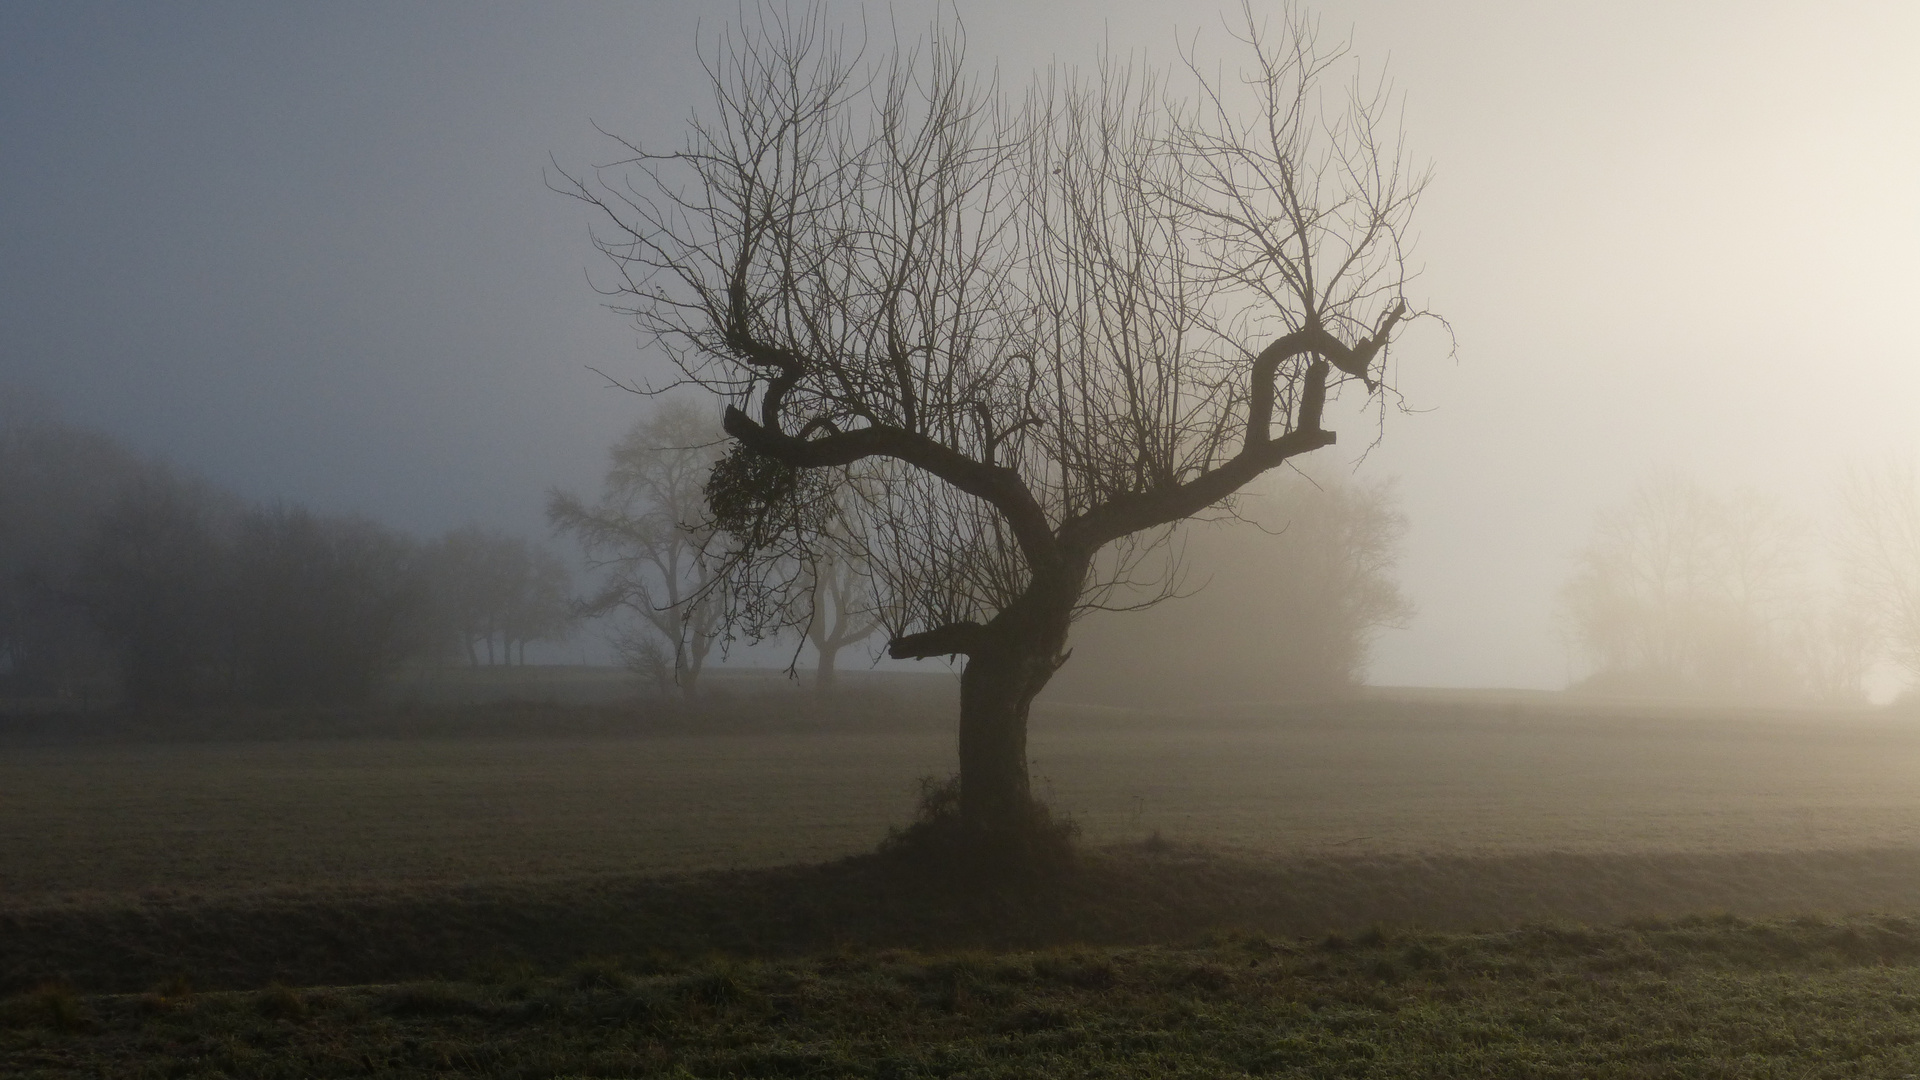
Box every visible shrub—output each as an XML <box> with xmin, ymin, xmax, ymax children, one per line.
<box><xmin>878</xmin><ymin>774</ymin><xmax>1079</xmax><ymax>884</ymax></box>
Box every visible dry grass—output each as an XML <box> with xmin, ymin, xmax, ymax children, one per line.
<box><xmin>0</xmin><ymin>731</ymin><xmax>948</xmax><ymax>898</ymax></box>
<box><xmin>1039</xmin><ymin>701</ymin><xmax>1920</xmax><ymax>856</ymax></box>
<box><xmin>5</xmin><ymin>698</ymin><xmax>1920</xmax><ymax>900</ymax></box>
<box><xmin>8</xmin><ymin>696</ymin><xmax>1920</xmax><ymax>998</ymax></box>
<box><xmin>10</xmin><ymin>694</ymin><xmax>1920</xmax><ymax>1072</ymax></box>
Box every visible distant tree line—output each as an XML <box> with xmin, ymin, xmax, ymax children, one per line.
<box><xmin>0</xmin><ymin>411</ymin><xmax>572</xmax><ymax>708</ymax></box>
<box><xmin>1561</xmin><ymin>469</ymin><xmax>1920</xmax><ymax>705</ymax></box>
<box><xmin>4</xmin><ymin>397</ymin><xmax>1415</xmax><ymax>710</ymax></box>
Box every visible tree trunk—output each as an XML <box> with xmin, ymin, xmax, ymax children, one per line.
<box><xmin>955</xmin><ymin>573</ymin><xmax>1077</xmax><ymax>837</ymax></box>
<box><xmin>815</xmin><ymin>644</ymin><xmax>838</xmax><ymax>694</ymax></box>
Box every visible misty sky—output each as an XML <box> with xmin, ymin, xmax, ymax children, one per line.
<box><xmin>4</xmin><ymin>1</ymin><xmax>1917</xmax><ymax>688</ymax></box>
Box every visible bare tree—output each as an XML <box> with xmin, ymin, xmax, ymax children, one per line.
<box><xmin>424</xmin><ymin>527</ymin><xmax>575</xmax><ymax>667</ymax></box>
<box><xmin>1790</xmin><ymin>602</ymin><xmax>1879</xmax><ymax>705</ymax></box>
<box><xmin>1560</xmin><ymin>473</ymin><xmax>1814</xmax><ymax>700</ymax></box>
<box><xmin>1838</xmin><ymin>461</ymin><xmax>1920</xmax><ymax>691</ymax></box>
<box><xmin>230</xmin><ymin>506</ymin><xmax>428</xmax><ymax>706</ymax></box>
<box><xmin>805</xmin><ymin>550</ymin><xmax>879</xmax><ymax>693</ymax></box>
<box><xmin>0</xmin><ymin>412</ymin><xmax>145</xmax><ymax>702</ymax></box>
<box><xmin>559</xmin><ymin>4</ymin><xmax>1431</xmax><ymax>840</ymax></box>
<box><xmin>549</xmin><ymin>401</ymin><xmax>726</xmax><ymax>699</ymax></box>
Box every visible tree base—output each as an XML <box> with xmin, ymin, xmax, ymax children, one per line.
<box><xmin>878</xmin><ymin>775</ymin><xmax>1080</xmax><ymax>885</ymax></box>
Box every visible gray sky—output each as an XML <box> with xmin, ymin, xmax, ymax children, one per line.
<box><xmin>4</xmin><ymin>0</ymin><xmax>1916</xmax><ymax>688</ymax></box>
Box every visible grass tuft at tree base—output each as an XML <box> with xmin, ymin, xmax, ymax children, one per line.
<box><xmin>875</xmin><ymin>775</ymin><xmax>1082</xmax><ymax>888</ymax></box>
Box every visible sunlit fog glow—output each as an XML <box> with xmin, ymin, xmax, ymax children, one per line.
<box><xmin>3</xmin><ymin>0</ymin><xmax>1916</xmax><ymax>695</ymax></box>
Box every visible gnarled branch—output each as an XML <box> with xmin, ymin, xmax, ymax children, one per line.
<box><xmin>723</xmin><ymin>405</ymin><xmax>1059</xmax><ymax>573</ymax></box>
<box><xmin>888</xmin><ymin>620</ymin><xmax>988</xmax><ymax>659</ymax></box>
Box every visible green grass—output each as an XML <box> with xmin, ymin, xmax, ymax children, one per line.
<box><xmin>9</xmin><ymin>915</ymin><xmax>1920</xmax><ymax>1077</ymax></box>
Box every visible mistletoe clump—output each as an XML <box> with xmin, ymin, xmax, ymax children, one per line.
<box><xmin>704</xmin><ymin>444</ymin><xmax>835</xmax><ymax>551</ymax></box>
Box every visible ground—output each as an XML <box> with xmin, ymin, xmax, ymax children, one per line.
<box><xmin>9</xmin><ymin>692</ymin><xmax>1920</xmax><ymax>898</ymax></box>
<box><xmin>6</xmin><ymin>686</ymin><xmax>1920</xmax><ymax>1075</ymax></box>
<box><xmin>13</xmin><ymin>917</ymin><xmax>1920</xmax><ymax>1077</ymax></box>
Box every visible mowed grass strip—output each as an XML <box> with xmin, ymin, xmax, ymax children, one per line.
<box><xmin>7</xmin><ymin>915</ymin><xmax>1920</xmax><ymax>1078</ymax></box>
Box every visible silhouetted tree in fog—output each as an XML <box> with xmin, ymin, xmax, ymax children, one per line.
<box><xmin>558</xmin><ymin>3</ymin><xmax>1435</xmax><ymax>845</ymax></box>
<box><xmin>2</xmin><ymin>407</ymin><xmax>540</xmax><ymax>708</ymax></box>
<box><xmin>78</xmin><ymin>490</ymin><xmax>435</xmax><ymax>707</ymax></box>
<box><xmin>549</xmin><ymin>401</ymin><xmax>726</xmax><ymax>699</ymax></box>
<box><xmin>1562</xmin><ymin>473</ymin><xmax>1875</xmax><ymax>703</ymax></box>
<box><xmin>805</xmin><ymin>550</ymin><xmax>879</xmax><ymax>693</ymax></box>
<box><xmin>0</xmin><ymin>411</ymin><xmax>143</xmax><ymax>700</ymax></box>
<box><xmin>230</xmin><ymin>507</ymin><xmax>427</xmax><ymax>706</ymax></box>
<box><xmin>1838</xmin><ymin>462</ymin><xmax>1920</xmax><ymax>694</ymax></box>
<box><xmin>502</xmin><ymin>547</ymin><xmax>575</xmax><ymax>665</ymax></box>
<box><xmin>424</xmin><ymin>526</ymin><xmax>574</xmax><ymax>667</ymax></box>
<box><xmin>75</xmin><ymin>474</ymin><xmax>238</xmax><ymax>706</ymax></box>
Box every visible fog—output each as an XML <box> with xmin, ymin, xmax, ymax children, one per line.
<box><xmin>4</xmin><ymin>0</ymin><xmax>1917</xmax><ymax>692</ymax></box>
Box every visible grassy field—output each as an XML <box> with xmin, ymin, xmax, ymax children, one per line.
<box><xmin>12</xmin><ymin>914</ymin><xmax>1920</xmax><ymax>1077</ymax></box>
<box><xmin>6</xmin><ymin>697</ymin><xmax>1920</xmax><ymax>899</ymax></box>
<box><xmin>11</xmin><ymin>692</ymin><xmax>1920</xmax><ymax>1075</ymax></box>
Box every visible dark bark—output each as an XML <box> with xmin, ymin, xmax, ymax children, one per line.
<box><xmin>723</xmin><ymin>406</ymin><xmax>1059</xmax><ymax>570</ymax></box>
<box><xmin>955</xmin><ymin>642</ymin><xmax>1049</xmax><ymax>833</ymax></box>
<box><xmin>951</xmin><ymin>563</ymin><xmax>1082</xmax><ymax>837</ymax></box>
<box><xmin>889</xmin><ymin>621</ymin><xmax>988</xmax><ymax>660</ymax></box>
<box><xmin>815</xmin><ymin>645</ymin><xmax>838</xmax><ymax>693</ymax></box>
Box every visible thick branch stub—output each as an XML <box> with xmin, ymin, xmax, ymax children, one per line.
<box><xmin>1332</xmin><ymin>299</ymin><xmax>1408</xmax><ymax>389</ymax></box>
<box><xmin>889</xmin><ymin>622</ymin><xmax>988</xmax><ymax>659</ymax></box>
<box><xmin>1297</xmin><ymin>359</ymin><xmax>1330</xmax><ymax>434</ymax></box>
<box><xmin>1244</xmin><ymin>300</ymin><xmax>1406</xmax><ymax>448</ymax></box>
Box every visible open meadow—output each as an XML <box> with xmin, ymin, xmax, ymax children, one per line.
<box><xmin>13</xmin><ymin>691</ymin><xmax>1920</xmax><ymax>1077</ymax></box>
<box><xmin>6</xmin><ymin>692</ymin><xmax>1920</xmax><ymax>899</ymax></box>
